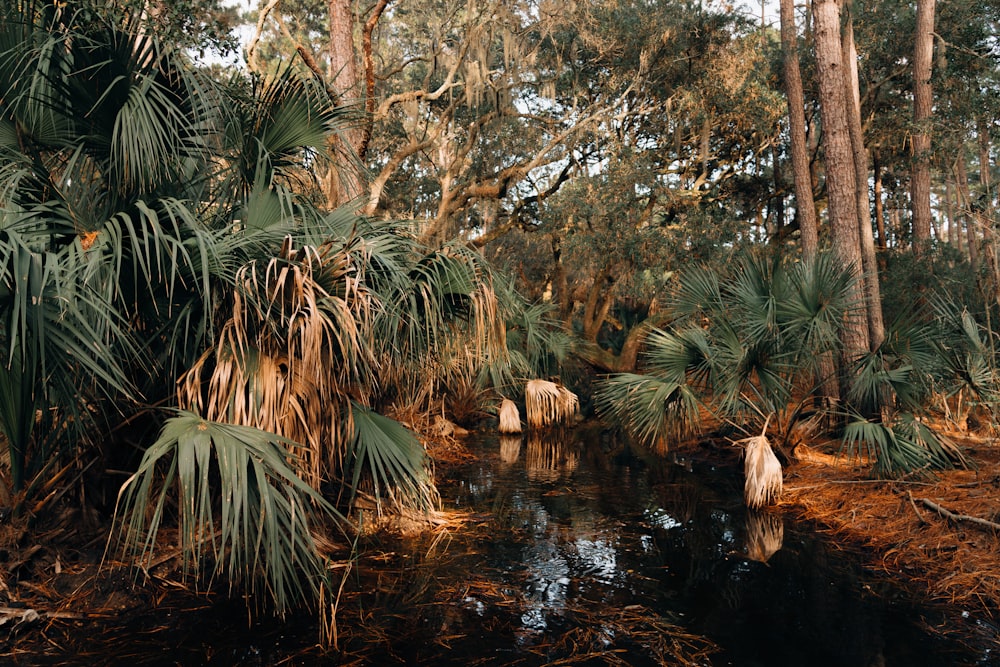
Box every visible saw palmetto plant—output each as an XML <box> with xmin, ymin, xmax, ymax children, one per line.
<box><xmin>596</xmin><ymin>251</ymin><xmax>974</xmax><ymax>481</ymax></box>
<box><xmin>0</xmin><ymin>0</ymin><xmax>547</xmax><ymax>617</ymax></box>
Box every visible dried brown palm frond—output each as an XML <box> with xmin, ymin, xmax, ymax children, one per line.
<box><xmin>178</xmin><ymin>237</ymin><xmax>374</xmax><ymax>488</ymax></box>
<box><xmin>744</xmin><ymin>510</ymin><xmax>784</xmax><ymax>562</ymax></box>
<box><xmin>525</xmin><ymin>379</ymin><xmax>579</xmax><ymax>430</ymax></box>
<box><xmin>499</xmin><ymin>398</ymin><xmax>522</xmax><ymax>434</ymax></box>
<box><xmin>737</xmin><ymin>432</ymin><xmax>783</xmax><ymax>509</ymax></box>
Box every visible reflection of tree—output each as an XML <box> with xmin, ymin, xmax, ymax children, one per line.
<box><xmin>744</xmin><ymin>510</ymin><xmax>784</xmax><ymax>563</ymax></box>
<box><xmin>525</xmin><ymin>431</ymin><xmax>579</xmax><ymax>482</ymax></box>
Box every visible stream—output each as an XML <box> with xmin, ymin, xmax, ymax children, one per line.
<box><xmin>22</xmin><ymin>425</ymin><xmax>999</xmax><ymax>665</ymax></box>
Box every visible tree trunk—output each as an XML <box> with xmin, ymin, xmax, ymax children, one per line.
<box><xmin>550</xmin><ymin>235</ymin><xmax>573</xmax><ymax>330</ymax></box>
<box><xmin>323</xmin><ymin>0</ymin><xmax>367</xmax><ymax>207</ymax></box>
<box><xmin>955</xmin><ymin>155</ymin><xmax>978</xmax><ymax>270</ymax></box>
<box><xmin>582</xmin><ymin>262</ymin><xmax>617</xmax><ymax>342</ymax></box>
<box><xmin>780</xmin><ymin>0</ymin><xmax>819</xmax><ymax>260</ymax></box>
<box><xmin>813</xmin><ymin>0</ymin><xmax>870</xmax><ymax>398</ymax></box>
<box><xmin>841</xmin><ymin>6</ymin><xmax>883</xmax><ymax>349</ymax></box>
<box><xmin>910</xmin><ymin>0</ymin><xmax>935</xmax><ymax>253</ymax></box>
<box><xmin>579</xmin><ymin>321</ymin><xmax>661</xmax><ymax>374</ymax></box>
<box><xmin>873</xmin><ymin>152</ymin><xmax>886</xmax><ymax>253</ymax></box>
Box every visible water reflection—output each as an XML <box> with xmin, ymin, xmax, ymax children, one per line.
<box><xmin>744</xmin><ymin>509</ymin><xmax>784</xmax><ymax>563</ymax></box>
<box><xmin>52</xmin><ymin>427</ymin><xmax>993</xmax><ymax>665</ymax></box>
<box><xmin>523</xmin><ymin>430</ymin><xmax>579</xmax><ymax>481</ymax></box>
<box><xmin>498</xmin><ymin>434</ymin><xmax>521</xmax><ymax>464</ymax></box>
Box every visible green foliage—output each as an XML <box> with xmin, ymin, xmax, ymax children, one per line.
<box><xmin>597</xmin><ymin>251</ymin><xmax>975</xmax><ymax>476</ymax></box>
<box><xmin>115</xmin><ymin>412</ymin><xmax>341</xmax><ymax>616</ymax></box>
<box><xmin>0</xmin><ymin>0</ymin><xmax>533</xmax><ymax>619</ymax></box>
<box><xmin>348</xmin><ymin>403</ymin><xmax>437</xmax><ymax>511</ymax></box>
<box><xmin>843</xmin><ymin>414</ymin><xmax>966</xmax><ymax>478</ymax></box>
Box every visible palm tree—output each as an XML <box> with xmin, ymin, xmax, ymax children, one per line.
<box><xmin>595</xmin><ymin>251</ymin><xmax>970</xmax><ymax>486</ymax></box>
<box><xmin>0</xmin><ymin>0</ymin><xmax>567</xmax><ymax>617</ymax></box>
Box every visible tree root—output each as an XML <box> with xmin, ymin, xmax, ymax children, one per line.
<box><xmin>918</xmin><ymin>497</ymin><xmax>1000</xmax><ymax>532</ymax></box>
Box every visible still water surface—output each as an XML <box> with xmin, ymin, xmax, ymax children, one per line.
<box><xmin>58</xmin><ymin>427</ymin><xmax>1000</xmax><ymax>665</ymax></box>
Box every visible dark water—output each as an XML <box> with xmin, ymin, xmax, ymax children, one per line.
<box><xmin>19</xmin><ymin>426</ymin><xmax>1000</xmax><ymax>665</ymax></box>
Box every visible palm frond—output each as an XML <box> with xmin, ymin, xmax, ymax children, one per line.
<box><xmin>842</xmin><ymin>413</ymin><xmax>968</xmax><ymax>478</ymax></box>
<box><xmin>348</xmin><ymin>402</ymin><xmax>437</xmax><ymax>513</ymax></box>
<box><xmin>114</xmin><ymin>411</ymin><xmax>341</xmax><ymax>616</ymax></box>
<box><xmin>525</xmin><ymin>379</ymin><xmax>579</xmax><ymax>429</ymax></box>
<box><xmin>498</xmin><ymin>398</ymin><xmax>522</xmax><ymax>434</ymax></box>
<box><xmin>593</xmin><ymin>373</ymin><xmax>700</xmax><ymax>452</ymax></box>
<box><xmin>737</xmin><ymin>433</ymin><xmax>782</xmax><ymax>509</ymax></box>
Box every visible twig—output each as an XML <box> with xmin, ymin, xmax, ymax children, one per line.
<box><xmin>907</xmin><ymin>491</ymin><xmax>928</xmax><ymax>525</ymax></box>
<box><xmin>919</xmin><ymin>497</ymin><xmax>1000</xmax><ymax>532</ymax></box>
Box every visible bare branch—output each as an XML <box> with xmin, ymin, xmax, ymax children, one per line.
<box><xmin>246</xmin><ymin>0</ymin><xmax>282</xmax><ymax>73</ymax></box>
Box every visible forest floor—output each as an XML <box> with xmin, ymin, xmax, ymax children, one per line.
<box><xmin>0</xmin><ymin>422</ymin><xmax>999</xmax><ymax>662</ymax></box>
<box><xmin>780</xmin><ymin>428</ymin><xmax>1000</xmax><ymax>648</ymax></box>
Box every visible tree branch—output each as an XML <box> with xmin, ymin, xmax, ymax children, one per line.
<box><xmin>919</xmin><ymin>497</ymin><xmax>1000</xmax><ymax>532</ymax></box>
<box><xmin>359</xmin><ymin>0</ymin><xmax>391</xmax><ymax>159</ymax></box>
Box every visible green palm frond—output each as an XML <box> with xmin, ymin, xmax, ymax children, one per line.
<box><xmin>644</xmin><ymin>326</ymin><xmax>712</xmax><ymax>388</ymax></box>
<box><xmin>594</xmin><ymin>373</ymin><xmax>701</xmax><ymax>450</ymax></box>
<box><xmin>843</xmin><ymin>413</ymin><xmax>968</xmax><ymax>478</ymax></box>
<box><xmin>348</xmin><ymin>402</ymin><xmax>437</xmax><ymax>512</ymax></box>
<box><xmin>779</xmin><ymin>252</ymin><xmax>855</xmax><ymax>358</ymax></box>
<box><xmin>115</xmin><ymin>411</ymin><xmax>341</xmax><ymax>616</ymax></box>
<box><xmin>669</xmin><ymin>262</ymin><xmax>723</xmax><ymax>320</ymax></box>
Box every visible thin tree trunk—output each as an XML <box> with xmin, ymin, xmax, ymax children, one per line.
<box><xmin>979</xmin><ymin>119</ymin><xmax>997</xmax><ymax>307</ymax></box>
<box><xmin>780</xmin><ymin>0</ymin><xmax>819</xmax><ymax>260</ymax></box>
<box><xmin>874</xmin><ymin>152</ymin><xmax>886</xmax><ymax>253</ymax></box>
<box><xmin>841</xmin><ymin>6</ymin><xmax>883</xmax><ymax>349</ymax></box>
<box><xmin>813</xmin><ymin>0</ymin><xmax>870</xmax><ymax>399</ymax></box>
<box><xmin>910</xmin><ymin>0</ymin><xmax>935</xmax><ymax>252</ymax></box>
<box><xmin>945</xmin><ymin>176</ymin><xmax>956</xmax><ymax>246</ymax></box>
<box><xmin>550</xmin><ymin>235</ymin><xmax>573</xmax><ymax>330</ymax></box>
<box><xmin>956</xmin><ymin>156</ymin><xmax>978</xmax><ymax>270</ymax></box>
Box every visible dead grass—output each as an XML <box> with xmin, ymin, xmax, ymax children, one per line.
<box><xmin>783</xmin><ymin>434</ymin><xmax>1000</xmax><ymax>620</ymax></box>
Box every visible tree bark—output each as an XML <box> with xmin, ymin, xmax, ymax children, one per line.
<box><xmin>873</xmin><ymin>152</ymin><xmax>886</xmax><ymax>253</ymax></box>
<box><xmin>910</xmin><ymin>0</ymin><xmax>935</xmax><ymax>253</ymax></box>
<box><xmin>813</xmin><ymin>0</ymin><xmax>870</xmax><ymax>397</ymax></box>
<box><xmin>841</xmin><ymin>6</ymin><xmax>884</xmax><ymax>349</ymax></box>
<box><xmin>323</xmin><ymin>0</ymin><xmax>367</xmax><ymax>207</ymax></box>
<box><xmin>582</xmin><ymin>262</ymin><xmax>617</xmax><ymax>342</ymax></box>
<box><xmin>780</xmin><ymin>0</ymin><xmax>819</xmax><ymax>260</ymax></box>
<box><xmin>955</xmin><ymin>155</ymin><xmax>978</xmax><ymax>271</ymax></box>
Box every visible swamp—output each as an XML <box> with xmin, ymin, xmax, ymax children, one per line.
<box><xmin>3</xmin><ymin>0</ymin><xmax>1000</xmax><ymax>664</ymax></box>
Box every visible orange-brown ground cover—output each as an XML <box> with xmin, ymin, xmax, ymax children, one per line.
<box><xmin>782</xmin><ymin>434</ymin><xmax>1000</xmax><ymax>623</ymax></box>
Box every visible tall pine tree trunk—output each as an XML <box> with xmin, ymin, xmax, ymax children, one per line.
<box><xmin>813</xmin><ymin>0</ymin><xmax>870</xmax><ymax>402</ymax></box>
<box><xmin>323</xmin><ymin>0</ymin><xmax>367</xmax><ymax>207</ymax></box>
<box><xmin>780</xmin><ymin>0</ymin><xmax>818</xmax><ymax>260</ymax></box>
<box><xmin>842</xmin><ymin>6</ymin><xmax>884</xmax><ymax>349</ymax></box>
<box><xmin>910</xmin><ymin>0</ymin><xmax>935</xmax><ymax>252</ymax></box>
